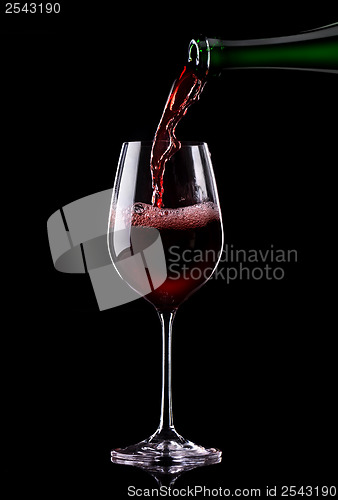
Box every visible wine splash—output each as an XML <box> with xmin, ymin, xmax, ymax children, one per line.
<box><xmin>150</xmin><ymin>66</ymin><xmax>207</xmax><ymax>208</ymax></box>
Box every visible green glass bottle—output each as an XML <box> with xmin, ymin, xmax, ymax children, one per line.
<box><xmin>188</xmin><ymin>24</ymin><xmax>338</xmax><ymax>76</ymax></box>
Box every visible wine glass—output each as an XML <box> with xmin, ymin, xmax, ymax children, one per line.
<box><xmin>108</xmin><ymin>141</ymin><xmax>223</xmax><ymax>474</ymax></box>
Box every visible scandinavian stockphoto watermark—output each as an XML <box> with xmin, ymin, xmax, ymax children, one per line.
<box><xmin>168</xmin><ymin>244</ymin><xmax>298</xmax><ymax>284</ymax></box>
<box><xmin>47</xmin><ymin>189</ymin><xmax>298</xmax><ymax>310</ymax></box>
<box><xmin>127</xmin><ymin>485</ymin><xmax>337</xmax><ymax>497</ymax></box>
<box><xmin>127</xmin><ymin>484</ymin><xmax>262</xmax><ymax>497</ymax></box>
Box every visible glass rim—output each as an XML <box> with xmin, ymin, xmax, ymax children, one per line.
<box><xmin>122</xmin><ymin>140</ymin><xmax>207</xmax><ymax>148</ymax></box>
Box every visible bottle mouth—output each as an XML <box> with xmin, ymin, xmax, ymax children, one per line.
<box><xmin>188</xmin><ymin>37</ymin><xmax>210</xmax><ymax>76</ymax></box>
<box><xmin>188</xmin><ymin>39</ymin><xmax>200</xmax><ymax>67</ymax></box>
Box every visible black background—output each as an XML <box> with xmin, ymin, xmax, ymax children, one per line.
<box><xmin>2</xmin><ymin>2</ymin><xmax>337</xmax><ymax>496</ymax></box>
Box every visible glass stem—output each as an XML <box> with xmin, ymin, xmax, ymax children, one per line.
<box><xmin>157</xmin><ymin>310</ymin><xmax>177</xmax><ymax>437</ymax></box>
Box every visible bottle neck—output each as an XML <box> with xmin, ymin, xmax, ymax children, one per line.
<box><xmin>188</xmin><ymin>25</ymin><xmax>338</xmax><ymax>77</ymax></box>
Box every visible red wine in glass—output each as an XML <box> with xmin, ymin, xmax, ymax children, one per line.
<box><xmin>130</xmin><ymin>202</ymin><xmax>222</xmax><ymax>310</ymax></box>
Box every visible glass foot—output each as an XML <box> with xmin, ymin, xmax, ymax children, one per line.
<box><xmin>111</xmin><ymin>430</ymin><xmax>222</xmax><ymax>474</ymax></box>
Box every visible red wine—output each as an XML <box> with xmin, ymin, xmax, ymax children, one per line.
<box><xmin>131</xmin><ymin>202</ymin><xmax>222</xmax><ymax>309</ymax></box>
<box><xmin>151</xmin><ymin>26</ymin><xmax>338</xmax><ymax>208</ymax></box>
<box><xmin>150</xmin><ymin>66</ymin><xmax>206</xmax><ymax>208</ymax></box>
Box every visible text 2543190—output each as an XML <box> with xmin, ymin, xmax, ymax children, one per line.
<box><xmin>5</xmin><ymin>3</ymin><xmax>61</xmax><ymax>14</ymax></box>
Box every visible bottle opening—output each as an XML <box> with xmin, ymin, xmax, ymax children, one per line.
<box><xmin>188</xmin><ymin>37</ymin><xmax>210</xmax><ymax>77</ymax></box>
<box><xmin>188</xmin><ymin>39</ymin><xmax>200</xmax><ymax>68</ymax></box>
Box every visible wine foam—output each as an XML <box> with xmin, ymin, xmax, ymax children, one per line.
<box><xmin>129</xmin><ymin>202</ymin><xmax>220</xmax><ymax>230</ymax></box>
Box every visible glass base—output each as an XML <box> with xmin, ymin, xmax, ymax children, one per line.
<box><xmin>111</xmin><ymin>429</ymin><xmax>222</xmax><ymax>474</ymax></box>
